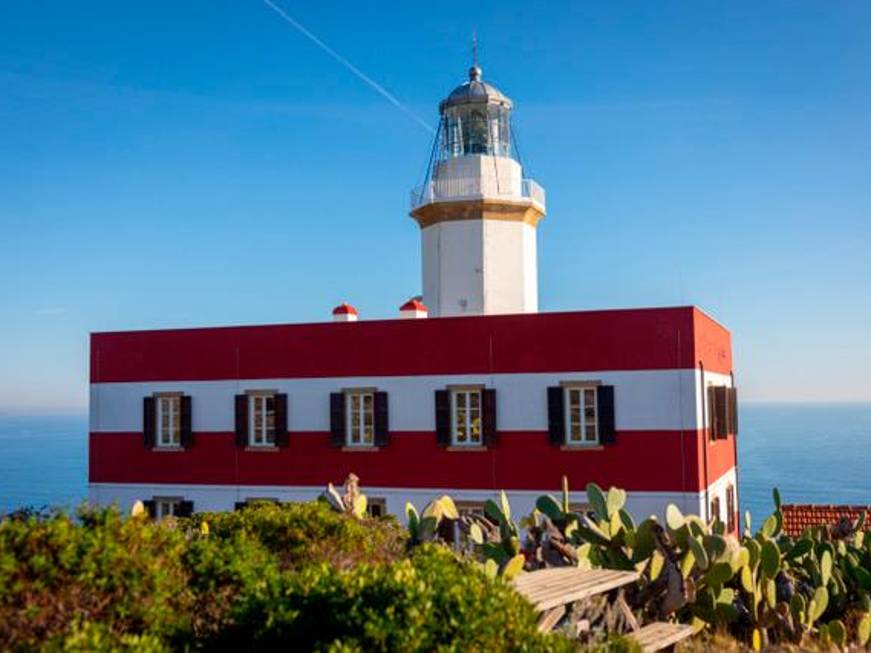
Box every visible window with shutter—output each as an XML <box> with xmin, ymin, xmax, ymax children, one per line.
<box><xmin>143</xmin><ymin>397</ymin><xmax>156</xmax><ymax>449</ymax></box>
<box><xmin>729</xmin><ymin>387</ymin><xmax>739</xmax><ymax>436</ymax></box>
<box><xmin>345</xmin><ymin>391</ymin><xmax>375</xmax><ymax>446</ymax></box>
<box><xmin>152</xmin><ymin>497</ymin><xmax>183</xmax><ymax>520</ymax></box>
<box><xmin>247</xmin><ymin>392</ymin><xmax>277</xmax><ymax>447</ymax></box>
<box><xmin>708</xmin><ymin>386</ymin><xmax>731</xmax><ymax>440</ymax></box>
<box><xmin>555</xmin><ymin>384</ymin><xmax>615</xmax><ymax>446</ymax></box>
<box><xmin>726</xmin><ymin>485</ymin><xmax>736</xmax><ymax>532</ymax></box>
<box><xmin>151</xmin><ymin>394</ymin><xmax>182</xmax><ymax>448</ymax></box>
<box><xmin>180</xmin><ymin>395</ymin><xmax>193</xmax><ymax>448</ymax></box>
<box><xmin>710</xmin><ymin>496</ymin><xmax>721</xmax><ymax>525</ymax></box>
<box><xmin>482</xmin><ymin>389</ymin><xmax>497</xmax><ymax>447</ymax></box>
<box><xmin>374</xmin><ymin>391</ymin><xmax>389</xmax><ymax>447</ymax></box>
<box><xmin>366</xmin><ymin>498</ymin><xmax>387</xmax><ymax>517</ymax></box>
<box><xmin>274</xmin><ymin>393</ymin><xmax>289</xmax><ymax>447</ymax></box>
<box><xmin>434</xmin><ymin>390</ymin><xmax>451</xmax><ymax>447</ymax></box>
<box><xmin>565</xmin><ymin>386</ymin><xmax>599</xmax><ymax>445</ymax></box>
<box><xmin>547</xmin><ymin>386</ymin><xmax>564</xmax><ymax>446</ymax></box>
<box><xmin>707</xmin><ymin>386</ymin><xmax>717</xmax><ymax>440</ymax></box>
<box><xmin>330</xmin><ymin>393</ymin><xmax>346</xmax><ymax>447</ymax></box>
<box><xmin>714</xmin><ymin>386</ymin><xmax>729</xmax><ymax>440</ymax></box>
<box><xmin>447</xmin><ymin>388</ymin><xmax>486</xmax><ymax>447</ymax></box>
<box><xmin>597</xmin><ymin>385</ymin><xmax>616</xmax><ymax>445</ymax></box>
<box><xmin>234</xmin><ymin>394</ymin><xmax>248</xmax><ymax>447</ymax></box>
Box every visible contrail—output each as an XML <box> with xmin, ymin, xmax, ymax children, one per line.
<box><xmin>261</xmin><ymin>0</ymin><xmax>435</xmax><ymax>135</ymax></box>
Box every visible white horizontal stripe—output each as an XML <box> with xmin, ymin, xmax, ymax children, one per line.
<box><xmin>89</xmin><ymin>471</ymin><xmax>736</xmax><ymax>525</ymax></box>
<box><xmin>90</xmin><ymin>369</ymin><xmax>727</xmax><ymax>434</ymax></box>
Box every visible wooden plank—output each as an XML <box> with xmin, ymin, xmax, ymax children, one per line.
<box><xmin>516</xmin><ymin>570</ymin><xmax>615</xmax><ymax>596</ymax></box>
<box><xmin>518</xmin><ymin>570</ymin><xmax>635</xmax><ymax>599</ymax></box>
<box><xmin>629</xmin><ymin>622</ymin><xmax>694</xmax><ymax>653</ymax></box>
<box><xmin>536</xmin><ymin>605</ymin><xmax>565</xmax><ymax>633</ymax></box>
<box><xmin>514</xmin><ymin>568</ymin><xmax>628</xmax><ymax>595</ymax></box>
<box><xmin>516</xmin><ymin>571</ymin><xmax>622</xmax><ymax>603</ymax></box>
<box><xmin>517</xmin><ymin>570</ymin><xmax>636</xmax><ymax>603</ymax></box>
<box><xmin>512</xmin><ymin>568</ymin><xmax>639</xmax><ymax>612</ymax></box>
<box><xmin>518</xmin><ymin>570</ymin><xmax>632</xmax><ymax>603</ymax></box>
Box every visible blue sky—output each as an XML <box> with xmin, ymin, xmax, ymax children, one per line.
<box><xmin>1</xmin><ymin>1</ymin><xmax>869</xmax><ymax>411</ymax></box>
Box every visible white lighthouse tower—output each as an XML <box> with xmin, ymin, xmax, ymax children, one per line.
<box><xmin>410</xmin><ymin>64</ymin><xmax>546</xmax><ymax>317</ymax></box>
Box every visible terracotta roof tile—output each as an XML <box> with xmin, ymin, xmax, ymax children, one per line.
<box><xmin>780</xmin><ymin>504</ymin><xmax>871</xmax><ymax>537</ymax></box>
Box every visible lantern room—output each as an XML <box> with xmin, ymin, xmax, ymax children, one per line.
<box><xmin>437</xmin><ymin>64</ymin><xmax>513</xmax><ymax>159</ymax></box>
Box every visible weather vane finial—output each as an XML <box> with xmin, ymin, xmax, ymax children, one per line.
<box><xmin>469</xmin><ymin>27</ymin><xmax>482</xmax><ymax>81</ymax></box>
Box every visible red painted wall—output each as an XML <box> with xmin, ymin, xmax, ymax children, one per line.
<box><xmin>91</xmin><ymin>307</ymin><xmax>700</xmax><ymax>383</ymax></box>
<box><xmin>693</xmin><ymin>308</ymin><xmax>732</xmax><ymax>375</ymax></box>
<box><xmin>90</xmin><ymin>429</ymin><xmax>703</xmax><ymax>492</ymax></box>
<box><xmin>89</xmin><ymin>305</ymin><xmax>738</xmax><ymax>496</ymax></box>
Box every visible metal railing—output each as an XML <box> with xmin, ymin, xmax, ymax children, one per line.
<box><xmin>410</xmin><ymin>177</ymin><xmax>546</xmax><ymax>211</ymax></box>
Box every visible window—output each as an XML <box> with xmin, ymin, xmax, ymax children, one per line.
<box><xmin>346</xmin><ymin>392</ymin><xmax>374</xmax><ymax>446</ymax></box>
<box><xmin>708</xmin><ymin>385</ymin><xmax>738</xmax><ymax>440</ymax></box>
<box><xmin>439</xmin><ymin>500</ymin><xmax>486</xmax><ymax>544</ymax></box>
<box><xmin>156</xmin><ymin>396</ymin><xmax>181</xmax><ymax>447</ymax></box>
<box><xmin>367</xmin><ymin>498</ymin><xmax>387</xmax><ymax>518</ymax></box>
<box><xmin>155</xmin><ymin>498</ymin><xmax>181</xmax><ymax>520</ymax></box>
<box><xmin>565</xmin><ymin>386</ymin><xmax>598</xmax><ymax>445</ymax></box>
<box><xmin>452</xmin><ymin>389</ymin><xmax>482</xmax><ymax>446</ymax></box>
<box><xmin>710</xmin><ymin>496</ymin><xmax>721</xmax><ymax>524</ymax></box>
<box><xmin>249</xmin><ymin>393</ymin><xmax>276</xmax><ymax>447</ymax></box>
<box><xmin>726</xmin><ymin>485</ymin><xmax>736</xmax><ymax>532</ymax></box>
<box><xmin>456</xmin><ymin>500</ymin><xmax>486</xmax><ymax>518</ymax></box>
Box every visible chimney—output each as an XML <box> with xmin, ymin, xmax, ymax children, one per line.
<box><xmin>399</xmin><ymin>298</ymin><xmax>428</xmax><ymax>319</ymax></box>
<box><xmin>332</xmin><ymin>303</ymin><xmax>358</xmax><ymax>322</ymax></box>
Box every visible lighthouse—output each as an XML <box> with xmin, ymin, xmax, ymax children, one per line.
<box><xmin>88</xmin><ymin>59</ymin><xmax>739</xmax><ymax>531</ymax></box>
<box><xmin>410</xmin><ymin>64</ymin><xmax>546</xmax><ymax>317</ymax></box>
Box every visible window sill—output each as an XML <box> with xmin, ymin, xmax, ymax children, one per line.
<box><xmin>341</xmin><ymin>446</ymin><xmax>381</xmax><ymax>452</ymax></box>
<box><xmin>152</xmin><ymin>446</ymin><xmax>184</xmax><ymax>452</ymax></box>
<box><xmin>446</xmin><ymin>446</ymin><xmax>488</xmax><ymax>452</ymax></box>
<box><xmin>244</xmin><ymin>446</ymin><xmax>279</xmax><ymax>452</ymax></box>
<box><xmin>560</xmin><ymin>444</ymin><xmax>604</xmax><ymax>452</ymax></box>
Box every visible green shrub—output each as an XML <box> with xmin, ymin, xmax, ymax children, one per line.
<box><xmin>186</xmin><ymin>500</ymin><xmax>406</xmax><ymax>570</ymax></box>
<box><xmin>2</xmin><ymin>501</ymin><xmax>576</xmax><ymax>651</ymax></box>
<box><xmin>0</xmin><ymin>508</ymin><xmax>191</xmax><ymax>649</ymax></box>
<box><xmin>206</xmin><ymin>545</ymin><xmax>574</xmax><ymax>652</ymax></box>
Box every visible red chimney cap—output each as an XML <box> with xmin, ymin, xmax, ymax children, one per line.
<box><xmin>332</xmin><ymin>302</ymin><xmax>358</xmax><ymax>315</ymax></box>
<box><xmin>400</xmin><ymin>298</ymin><xmax>428</xmax><ymax>312</ymax></box>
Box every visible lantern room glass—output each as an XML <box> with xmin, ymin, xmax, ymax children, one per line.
<box><xmin>440</xmin><ymin>104</ymin><xmax>512</xmax><ymax>160</ymax></box>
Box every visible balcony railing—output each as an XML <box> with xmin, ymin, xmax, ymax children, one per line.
<box><xmin>410</xmin><ymin>177</ymin><xmax>546</xmax><ymax>211</ymax></box>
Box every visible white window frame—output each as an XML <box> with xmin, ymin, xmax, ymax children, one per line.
<box><xmin>155</xmin><ymin>497</ymin><xmax>182</xmax><ymax>520</ymax></box>
<box><xmin>248</xmin><ymin>393</ymin><xmax>276</xmax><ymax>447</ymax></box>
<box><xmin>155</xmin><ymin>395</ymin><xmax>181</xmax><ymax>448</ymax></box>
<box><xmin>345</xmin><ymin>391</ymin><xmax>375</xmax><ymax>446</ymax></box>
<box><xmin>451</xmin><ymin>388</ymin><xmax>482</xmax><ymax>447</ymax></box>
<box><xmin>564</xmin><ymin>385</ymin><xmax>599</xmax><ymax>446</ymax></box>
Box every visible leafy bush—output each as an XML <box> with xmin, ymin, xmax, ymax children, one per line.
<box><xmin>0</xmin><ymin>500</ymin><xmax>573</xmax><ymax>651</ymax></box>
<box><xmin>185</xmin><ymin>499</ymin><xmax>406</xmax><ymax>570</ymax></box>
<box><xmin>200</xmin><ymin>545</ymin><xmax>573</xmax><ymax>652</ymax></box>
<box><xmin>0</xmin><ymin>507</ymin><xmax>191</xmax><ymax>649</ymax></box>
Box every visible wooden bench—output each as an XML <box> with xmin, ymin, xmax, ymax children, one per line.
<box><xmin>512</xmin><ymin>567</ymin><xmax>694</xmax><ymax>651</ymax></box>
<box><xmin>512</xmin><ymin>567</ymin><xmax>640</xmax><ymax>612</ymax></box>
<box><xmin>628</xmin><ymin>621</ymin><xmax>694</xmax><ymax>652</ymax></box>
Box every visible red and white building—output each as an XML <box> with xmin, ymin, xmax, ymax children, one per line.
<box><xmin>88</xmin><ymin>64</ymin><xmax>739</xmax><ymax>527</ymax></box>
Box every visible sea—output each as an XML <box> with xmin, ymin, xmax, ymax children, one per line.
<box><xmin>1</xmin><ymin>404</ymin><xmax>870</xmax><ymax>522</ymax></box>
